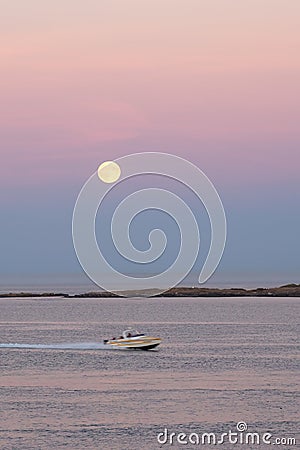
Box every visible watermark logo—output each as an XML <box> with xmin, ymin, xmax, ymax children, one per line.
<box><xmin>157</xmin><ymin>422</ymin><xmax>297</xmax><ymax>446</ymax></box>
<box><xmin>72</xmin><ymin>152</ymin><xmax>226</xmax><ymax>296</ymax></box>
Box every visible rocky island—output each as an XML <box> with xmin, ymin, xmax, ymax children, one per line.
<box><xmin>1</xmin><ymin>284</ymin><xmax>300</xmax><ymax>298</ymax></box>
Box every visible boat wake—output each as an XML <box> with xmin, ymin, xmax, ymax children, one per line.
<box><xmin>0</xmin><ymin>342</ymin><xmax>117</xmax><ymax>350</ymax></box>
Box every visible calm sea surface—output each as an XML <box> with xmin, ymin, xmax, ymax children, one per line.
<box><xmin>0</xmin><ymin>297</ymin><xmax>299</xmax><ymax>449</ymax></box>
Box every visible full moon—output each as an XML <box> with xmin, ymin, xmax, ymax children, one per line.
<box><xmin>97</xmin><ymin>161</ymin><xmax>121</xmax><ymax>183</ymax></box>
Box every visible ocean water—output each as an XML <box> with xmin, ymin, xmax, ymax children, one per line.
<box><xmin>0</xmin><ymin>296</ymin><xmax>299</xmax><ymax>449</ymax></box>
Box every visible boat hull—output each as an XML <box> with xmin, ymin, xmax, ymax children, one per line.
<box><xmin>105</xmin><ymin>337</ymin><xmax>161</xmax><ymax>350</ymax></box>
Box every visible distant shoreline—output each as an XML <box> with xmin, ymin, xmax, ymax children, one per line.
<box><xmin>1</xmin><ymin>284</ymin><xmax>300</xmax><ymax>298</ymax></box>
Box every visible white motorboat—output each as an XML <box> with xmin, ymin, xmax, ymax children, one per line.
<box><xmin>103</xmin><ymin>328</ymin><xmax>161</xmax><ymax>350</ymax></box>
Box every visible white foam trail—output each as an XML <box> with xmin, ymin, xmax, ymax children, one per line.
<box><xmin>0</xmin><ymin>342</ymin><xmax>117</xmax><ymax>350</ymax></box>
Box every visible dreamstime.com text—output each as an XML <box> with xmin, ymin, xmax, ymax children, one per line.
<box><xmin>157</xmin><ymin>422</ymin><xmax>296</xmax><ymax>446</ymax></box>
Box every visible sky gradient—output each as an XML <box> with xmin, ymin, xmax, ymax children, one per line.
<box><xmin>1</xmin><ymin>0</ymin><xmax>299</xmax><ymax>285</ymax></box>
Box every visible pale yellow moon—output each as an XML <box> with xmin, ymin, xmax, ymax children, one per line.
<box><xmin>97</xmin><ymin>161</ymin><xmax>121</xmax><ymax>183</ymax></box>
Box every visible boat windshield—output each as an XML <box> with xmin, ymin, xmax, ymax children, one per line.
<box><xmin>123</xmin><ymin>329</ymin><xmax>142</xmax><ymax>338</ymax></box>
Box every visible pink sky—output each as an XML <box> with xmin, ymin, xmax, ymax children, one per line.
<box><xmin>1</xmin><ymin>0</ymin><xmax>300</xmax><ymax>188</ymax></box>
